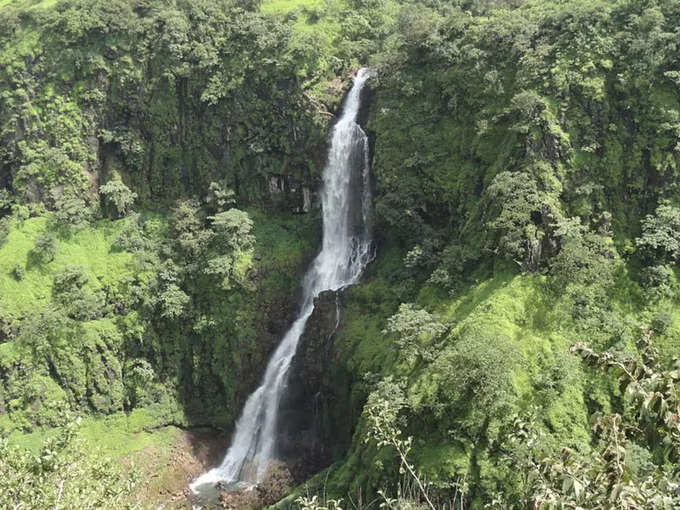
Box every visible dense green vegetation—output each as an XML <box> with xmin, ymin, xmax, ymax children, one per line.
<box><xmin>278</xmin><ymin>0</ymin><xmax>680</xmax><ymax>507</ymax></box>
<box><xmin>1</xmin><ymin>0</ymin><xmax>680</xmax><ymax>508</ymax></box>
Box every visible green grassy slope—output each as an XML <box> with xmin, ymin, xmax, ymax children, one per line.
<box><xmin>0</xmin><ymin>217</ymin><xmax>133</xmax><ymax>318</ymax></box>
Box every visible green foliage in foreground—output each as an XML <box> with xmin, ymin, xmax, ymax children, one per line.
<box><xmin>0</xmin><ymin>418</ymin><xmax>139</xmax><ymax>510</ymax></box>
<box><xmin>507</xmin><ymin>337</ymin><xmax>680</xmax><ymax>509</ymax></box>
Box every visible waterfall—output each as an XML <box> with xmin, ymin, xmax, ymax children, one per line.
<box><xmin>190</xmin><ymin>68</ymin><xmax>373</xmax><ymax>494</ymax></box>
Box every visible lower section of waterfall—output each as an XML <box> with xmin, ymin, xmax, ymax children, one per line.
<box><xmin>190</xmin><ymin>68</ymin><xmax>373</xmax><ymax>497</ymax></box>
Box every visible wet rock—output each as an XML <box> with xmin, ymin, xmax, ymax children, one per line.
<box><xmin>276</xmin><ymin>289</ymin><xmax>343</xmax><ymax>480</ymax></box>
<box><xmin>255</xmin><ymin>460</ymin><xmax>295</xmax><ymax>506</ymax></box>
<box><xmin>266</xmin><ymin>173</ymin><xmax>319</xmax><ymax>214</ymax></box>
<box><xmin>217</xmin><ymin>461</ymin><xmax>293</xmax><ymax>509</ymax></box>
<box><xmin>296</xmin><ymin>289</ymin><xmax>341</xmax><ymax>386</ymax></box>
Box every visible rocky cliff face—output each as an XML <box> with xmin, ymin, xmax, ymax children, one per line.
<box><xmin>276</xmin><ymin>289</ymin><xmax>343</xmax><ymax>481</ymax></box>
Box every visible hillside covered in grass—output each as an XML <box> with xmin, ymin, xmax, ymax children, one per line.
<box><xmin>1</xmin><ymin>0</ymin><xmax>680</xmax><ymax>508</ymax></box>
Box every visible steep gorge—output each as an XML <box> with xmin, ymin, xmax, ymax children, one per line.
<box><xmin>1</xmin><ymin>0</ymin><xmax>680</xmax><ymax>509</ymax></box>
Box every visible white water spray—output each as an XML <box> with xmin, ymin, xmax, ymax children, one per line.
<box><xmin>191</xmin><ymin>68</ymin><xmax>373</xmax><ymax>493</ymax></box>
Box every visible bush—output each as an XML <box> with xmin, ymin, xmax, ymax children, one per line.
<box><xmin>550</xmin><ymin>220</ymin><xmax>618</xmax><ymax>292</ymax></box>
<box><xmin>32</xmin><ymin>233</ymin><xmax>58</xmax><ymax>263</ymax></box>
<box><xmin>0</xmin><ymin>217</ymin><xmax>9</xmax><ymax>247</ymax></box>
<box><xmin>52</xmin><ymin>266</ymin><xmax>105</xmax><ymax>320</ymax></box>
<box><xmin>636</xmin><ymin>203</ymin><xmax>680</xmax><ymax>264</ymax></box>
<box><xmin>11</xmin><ymin>263</ymin><xmax>25</xmax><ymax>281</ymax></box>
<box><xmin>640</xmin><ymin>265</ymin><xmax>675</xmax><ymax>301</ymax></box>
<box><xmin>53</xmin><ymin>194</ymin><xmax>91</xmax><ymax>231</ymax></box>
<box><xmin>100</xmin><ymin>173</ymin><xmax>136</xmax><ymax>218</ymax></box>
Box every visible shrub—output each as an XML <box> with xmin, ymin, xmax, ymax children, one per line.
<box><xmin>52</xmin><ymin>266</ymin><xmax>104</xmax><ymax>320</ymax></box>
<box><xmin>53</xmin><ymin>194</ymin><xmax>91</xmax><ymax>231</ymax></box>
<box><xmin>32</xmin><ymin>233</ymin><xmax>58</xmax><ymax>263</ymax></box>
<box><xmin>640</xmin><ymin>264</ymin><xmax>675</xmax><ymax>301</ymax></box>
<box><xmin>0</xmin><ymin>217</ymin><xmax>9</xmax><ymax>247</ymax></box>
<box><xmin>636</xmin><ymin>203</ymin><xmax>680</xmax><ymax>264</ymax></box>
<box><xmin>11</xmin><ymin>263</ymin><xmax>25</xmax><ymax>281</ymax></box>
<box><xmin>100</xmin><ymin>173</ymin><xmax>136</xmax><ymax>218</ymax></box>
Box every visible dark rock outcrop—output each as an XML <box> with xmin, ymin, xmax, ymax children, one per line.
<box><xmin>277</xmin><ymin>288</ymin><xmax>343</xmax><ymax>481</ymax></box>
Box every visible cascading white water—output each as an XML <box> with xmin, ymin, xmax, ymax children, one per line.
<box><xmin>190</xmin><ymin>68</ymin><xmax>373</xmax><ymax>494</ymax></box>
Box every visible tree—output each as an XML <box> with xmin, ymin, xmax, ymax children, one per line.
<box><xmin>113</xmin><ymin>213</ymin><xmax>151</xmax><ymax>252</ymax></box>
<box><xmin>205</xmin><ymin>181</ymin><xmax>235</xmax><ymax>214</ymax></box>
<box><xmin>53</xmin><ymin>265</ymin><xmax>89</xmax><ymax>293</ymax></box>
<box><xmin>485</xmin><ymin>171</ymin><xmax>547</xmax><ymax>272</ymax></box>
<box><xmin>17</xmin><ymin>307</ymin><xmax>71</xmax><ymax>357</ymax></box>
<box><xmin>53</xmin><ymin>194</ymin><xmax>91</xmax><ymax>231</ymax></box>
<box><xmin>640</xmin><ymin>264</ymin><xmax>676</xmax><ymax>301</ymax></box>
<box><xmin>209</xmin><ymin>208</ymin><xmax>254</xmax><ymax>252</ymax></box>
<box><xmin>636</xmin><ymin>203</ymin><xmax>680</xmax><ymax>264</ymax></box>
<box><xmin>383</xmin><ymin>303</ymin><xmax>446</xmax><ymax>364</ymax></box>
<box><xmin>124</xmin><ymin>359</ymin><xmax>158</xmax><ymax>408</ymax></box>
<box><xmin>549</xmin><ymin>217</ymin><xmax>618</xmax><ymax>291</ymax></box>
<box><xmin>431</xmin><ymin>326</ymin><xmax>519</xmax><ymax>420</ymax></box>
<box><xmin>171</xmin><ymin>199</ymin><xmax>211</xmax><ymax>259</ymax></box>
<box><xmin>32</xmin><ymin>233</ymin><xmax>58</xmax><ymax>263</ymax></box>
<box><xmin>204</xmin><ymin>209</ymin><xmax>255</xmax><ymax>290</ymax></box>
<box><xmin>52</xmin><ymin>265</ymin><xmax>104</xmax><ymax>321</ymax></box>
<box><xmin>100</xmin><ymin>173</ymin><xmax>137</xmax><ymax>218</ymax></box>
<box><xmin>157</xmin><ymin>283</ymin><xmax>190</xmax><ymax>319</ymax></box>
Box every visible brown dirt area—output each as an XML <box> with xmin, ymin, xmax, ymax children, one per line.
<box><xmin>132</xmin><ymin>427</ymin><xmax>231</xmax><ymax>509</ymax></box>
